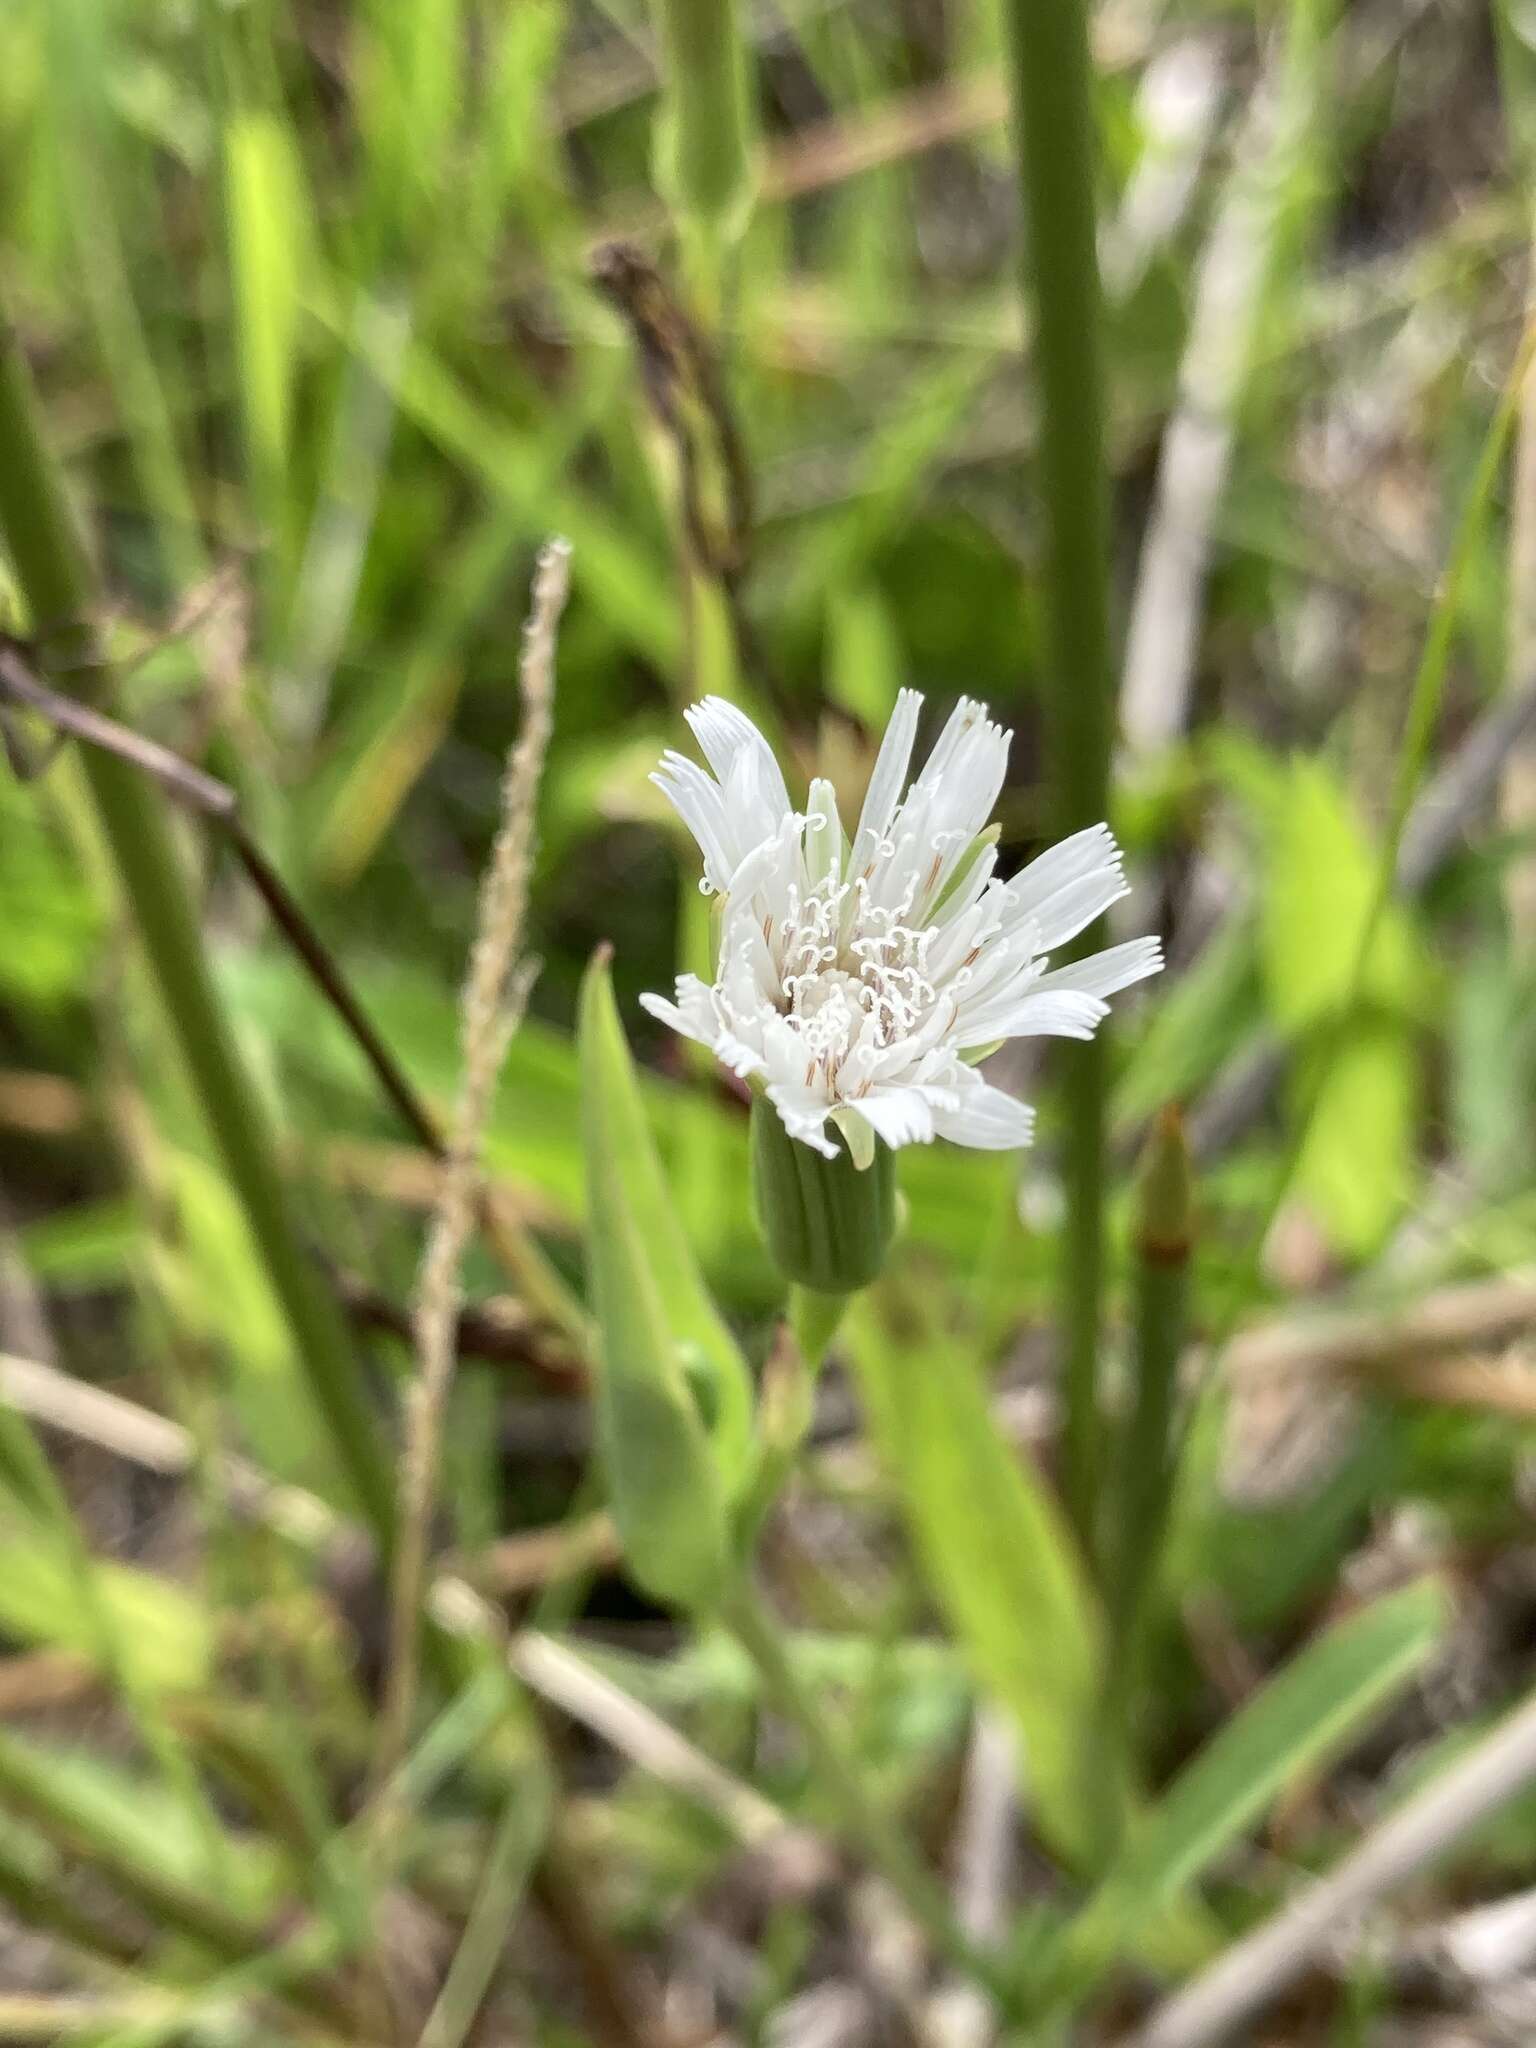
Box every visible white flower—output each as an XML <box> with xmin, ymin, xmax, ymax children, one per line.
<box><xmin>642</xmin><ymin>693</ymin><xmax>1162</xmax><ymax>1163</ymax></box>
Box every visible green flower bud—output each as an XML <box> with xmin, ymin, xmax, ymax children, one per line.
<box><xmin>750</xmin><ymin>1097</ymin><xmax>896</xmax><ymax>1295</ymax></box>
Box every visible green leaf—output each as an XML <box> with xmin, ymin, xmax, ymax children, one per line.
<box><xmin>0</xmin><ymin>775</ymin><xmax>103</xmax><ymax>1009</ymax></box>
<box><xmin>224</xmin><ymin>110</ymin><xmax>309</xmax><ymax>485</ymax></box>
<box><xmin>845</xmin><ymin>1297</ymin><xmax>1107</xmax><ymax>1865</ymax></box>
<box><xmin>824</xmin><ymin>583</ymin><xmax>904</xmax><ymax>728</ymax></box>
<box><xmin>1259</xmin><ymin>756</ymin><xmax>1415</xmax><ymax>1031</ymax></box>
<box><xmin>1063</xmin><ymin>1578</ymin><xmax>1447</xmax><ymax>1980</ymax></box>
<box><xmin>1293</xmin><ymin>1023</ymin><xmax>1417</xmax><ymax>1255</ymax></box>
<box><xmin>577</xmin><ymin>949</ymin><xmax>738</xmax><ymax>1610</ymax></box>
<box><xmin>0</xmin><ymin>1516</ymin><xmax>212</xmax><ymax>1695</ymax></box>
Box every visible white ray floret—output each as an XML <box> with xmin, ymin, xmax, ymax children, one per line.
<box><xmin>642</xmin><ymin>693</ymin><xmax>1162</xmax><ymax>1162</ymax></box>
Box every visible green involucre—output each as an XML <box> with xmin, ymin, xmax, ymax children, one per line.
<box><xmin>749</xmin><ymin>1097</ymin><xmax>895</xmax><ymax>1296</ymax></box>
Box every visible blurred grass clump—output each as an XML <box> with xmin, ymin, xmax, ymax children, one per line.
<box><xmin>2</xmin><ymin>0</ymin><xmax>1536</xmax><ymax>2041</ymax></box>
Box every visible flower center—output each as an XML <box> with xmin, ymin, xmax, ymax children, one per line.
<box><xmin>777</xmin><ymin>876</ymin><xmax>938</xmax><ymax>1077</ymax></box>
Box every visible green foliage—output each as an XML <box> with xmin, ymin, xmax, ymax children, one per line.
<box><xmin>1058</xmin><ymin>1578</ymin><xmax>1448</xmax><ymax>1992</ymax></box>
<box><xmin>1258</xmin><ymin>757</ymin><xmax>1418</xmax><ymax>1031</ymax></box>
<box><xmin>0</xmin><ymin>0</ymin><xmax>1531</xmax><ymax>2035</ymax></box>
<box><xmin>0</xmin><ymin>1514</ymin><xmax>211</xmax><ymax>1692</ymax></box>
<box><xmin>846</xmin><ymin>1296</ymin><xmax>1108</xmax><ymax>1866</ymax></box>
<box><xmin>577</xmin><ymin>949</ymin><xmax>740</xmax><ymax>1610</ymax></box>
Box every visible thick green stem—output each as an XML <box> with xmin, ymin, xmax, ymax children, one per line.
<box><xmin>1101</xmin><ymin>1109</ymin><xmax>1193</xmax><ymax>1825</ymax></box>
<box><xmin>999</xmin><ymin>0</ymin><xmax>1115</xmax><ymax>1560</ymax></box>
<box><xmin>651</xmin><ymin>0</ymin><xmax>759</xmax><ymax>277</ymax></box>
<box><xmin>725</xmin><ymin>1581</ymin><xmax>1015</xmax><ymax>2011</ymax></box>
<box><xmin>788</xmin><ymin>1285</ymin><xmax>847</xmax><ymax>1374</ymax></box>
<box><xmin>0</xmin><ymin>314</ymin><xmax>396</xmax><ymax>1548</ymax></box>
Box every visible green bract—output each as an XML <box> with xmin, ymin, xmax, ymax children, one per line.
<box><xmin>750</xmin><ymin>1095</ymin><xmax>896</xmax><ymax>1296</ymax></box>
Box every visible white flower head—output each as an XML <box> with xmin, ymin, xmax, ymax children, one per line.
<box><xmin>642</xmin><ymin>692</ymin><xmax>1162</xmax><ymax>1164</ymax></box>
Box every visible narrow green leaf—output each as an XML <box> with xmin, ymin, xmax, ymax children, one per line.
<box><xmin>1065</xmin><ymin>1578</ymin><xmax>1448</xmax><ymax>1978</ymax></box>
<box><xmin>0</xmin><ymin>1521</ymin><xmax>212</xmax><ymax>1695</ymax></box>
<box><xmin>845</xmin><ymin>1297</ymin><xmax>1107</xmax><ymax>1865</ymax></box>
<box><xmin>224</xmin><ymin>110</ymin><xmax>308</xmax><ymax>487</ymax></box>
<box><xmin>582</xmin><ymin>954</ymin><xmax>752</xmax><ymax>1487</ymax></box>
<box><xmin>824</xmin><ymin>583</ymin><xmax>904</xmax><ymax>728</ymax></box>
<box><xmin>1293</xmin><ymin>1023</ymin><xmax>1417</xmax><ymax>1255</ymax></box>
<box><xmin>1259</xmin><ymin>757</ymin><xmax>1415</xmax><ymax>1031</ymax></box>
<box><xmin>419</xmin><ymin>1772</ymin><xmax>552</xmax><ymax>2048</ymax></box>
<box><xmin>577</xmin><ymin>950</ymin><xmax>734</xmax><ymax>1610</ymax></box>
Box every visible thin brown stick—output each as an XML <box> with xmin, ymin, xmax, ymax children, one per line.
<box><xmin>474</xmin><ymin>1512</ymin><xmax>623</xmax><ymax>1595</ymax></box>
<box><xmin>1353</xmin><ymin>1351</ymin><xmax>1536</xmax><ymax>1416</ymax></box>
<box><xmin>326</xmin><ymin>1262</ymin><xmax>574</xmax><ymax>1378</ymax></box>
<box><xmin>373</xmin><ymin>539</ymin><xmax>568</xmax><ymax>1803</ymax></box>
<box><xmin>509</xmin><ymin>1631</ymin><xmax>794</xmax><ymax>1848</ymax></box>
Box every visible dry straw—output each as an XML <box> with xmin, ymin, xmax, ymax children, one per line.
<box><xmin>374</xmin><ymin>538</ymin><xmax>571</xmax><ymax>1802</ymax></box>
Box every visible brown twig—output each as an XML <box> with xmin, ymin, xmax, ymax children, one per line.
<box><xmin>327</xmin><ymin>1262</ymin><xmax>578</xmax><ymax>1381</ymax></box>
<box><xmin>589</xmin><ymin>241</ymin><xmax>785</xmax><ymax>713</ymax></box>
<box><xmin>1220</xmin><ymin>1272</ymin><xmax>1536</xmax><ymax>1384</ymax></box>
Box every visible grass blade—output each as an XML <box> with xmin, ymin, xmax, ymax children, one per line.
<box><xmin>999</xmin><ymin>0</ymin><xmax>1116</xmax><ymax>1555</ymax></box>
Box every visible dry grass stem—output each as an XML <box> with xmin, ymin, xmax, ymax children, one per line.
<box><xmin>1119</xmin><ymin>48</ymin><xmax>1301</xmax><ymax>759</ymax></box>
<box><xmin>374</xmin><ymin>538</ymin><xmax>570</xmax><ymax>1805</ymax></box>
<box><xmin>508</xmin><ymin>1632</ymin><xmax>797</xmax><ymax>1850</ymax></box>
<box><xmin>1221</xmin><ymin>1272</ymin><xmax>1536</xmax><ymax>1382</ymax></box>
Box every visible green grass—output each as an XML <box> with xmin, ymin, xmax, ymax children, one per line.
<box><xmin>0</xmin><ymin>0</ymin><xmax>1534</xmax><ymax>2040</ymax></box>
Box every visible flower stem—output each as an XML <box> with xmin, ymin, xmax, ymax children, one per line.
<box><xmin>1100</xmin><ymin>1108</ymin><xmax>1193</xmax><ymax>1829</ymax></box>
<box><xmin>725</xmin><ymin>1579</ymin><xmax>1016</xmax><ymax>2011</ymax></box>
<box><xmin>998</xmin><ymin>0</ymin><xmax>1116</xmax><ymax>1561</ymax></box>
<box><xmin>0</xmin><ymin>311</ymin><xmax>397</xmax><ymax>1549</ymax></box>
<box><xmin>788</xmin><ymin>1285</ymin><xmax>847</xmax><ymax>1376</ymax></box>
<box><xmin>650</xmin><ymin>0</ymin><xmax>759</xmax><ymax>293</ymax></box>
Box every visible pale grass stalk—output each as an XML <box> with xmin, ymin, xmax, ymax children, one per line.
<box><xmin>373</xmin><ymin>538</ymin><xmax>570</xmax><ymax>1803</ymax></box>
<box><xmin>507</xmin><ymin>1632</ymin><xmax>795</xmax><ymax>1849</ymax></box>
<box><xmin>1501</xmin><ymin>255</ymin><xmax>1536</xmax><ymax>945</ymax></box>
<box><xmin>926</xmin><ymin>1707</ymin><xmax>1019</xmax><ymax>2048</ymax></box>
<box><xmin>1119</xmin><ymin>23</ymin><xmax>1322</xmax><ymax>759</ymax></box>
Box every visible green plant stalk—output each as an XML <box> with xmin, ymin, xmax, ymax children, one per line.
<box><xmin>0</xmin><ymin>317</ymin><xmax>397</xmax><ymax>1548</ymax></box>
<box><xmin>0</xmin><ymin>1821</ymin><xmax>144</xmax><ymax>1965</ymax></box>
<box><xmin>735</xmin><ymin>1285</ymin><xmax>849</xmax><ymax>1547</ymax></box>
<box><xmin>725</xmin><ymin>1581</ymin><xmax>1016</xmax><ymax>2012</ymax></box>
<box><xmin>0</xmin><ymin>1393</ymin><xmax>235</xmax><ymax>1890</ymax></box>
<box><xmin>998</xmin><ymin>0</ymin><xmax>1116</xmax><ymax>1559</ymax></box>
<box><xmin>1101</xmin><ymin>1110</ymin><xmax>1193</xmax><ymax>1823</ymax></box>
<box><xmin>789</xmin><ymin>1285</ymin><xmax>848</xmax><ymax>1374</ymax></box>
<box><xmin>418</xmin><ymin>1775</ymin><xmax>550</xmax><ymax>2048</ymax></box>
<box><xmin>0</xmin><ymin>1724</ymin><xmax>272</xmax><ymax>1971</ymax></box>
<box><xmin>651</xmin><ymin>0</ymin><xmax>759</xmax><ymax>283</ymax></box>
